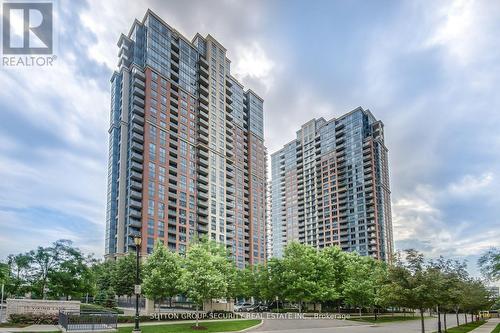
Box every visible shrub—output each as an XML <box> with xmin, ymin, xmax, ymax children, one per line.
<box><xmin>80</xmin><ymin>303</ymin><xmax>123</xmax><ymax>314</ymax></box>
<box><xmin>9</xmin><ymin>313</ymin><xmax>59</xmax><ymax>325</ymax></box>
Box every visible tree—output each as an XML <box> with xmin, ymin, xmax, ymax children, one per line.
<box><xmin>267</xmin><ymin>257</ymin><xmax>286</xmax><ymax>304</ymax></box>
<box><xmin>342</xmin><ymin>254</ymin><xmax>377</xmax><ymax>317</ymax></box>
<box><xmin>0</xmin><ymin>263</ymin><xmax>8</xmax><ymax>284</ymax></box>
<box><xmin>180</xmin><ymin>239</ymin><xmax>235</xmax><ymax>327</ymax></box>
<box><xmin>92</xmin><ymin>260</ymin><xmax>116</xmax><ymax>295</ymax></box>
<box><xmin>428</xmin><ymin>257</ymin><xmax>468</xmax><ymax>331</ymax></box>
<box><xmin>382</xmin><ymin>250</ymin><xmax>437</xmax><ymax>333</ymax></box>
<box><xmin>313</xmin><ymin>246</ymin><xmax>345</xmax><ymax>310</ymax></box>
<box><xmin>460</xmin><ymin>279</ymin><xmax>494</xmax><ymax>322</ymax></box>
<box><xmin>6</xmin><ymin>253</ymin><xmax>31</xmax><ymax>297</ymax></box>
<box><xmin>280</xmin><ymin>242</ymin><xmax>320</xmax><ymax>312</ymax></box>
<box><xmin>46</xmin><ymin>244</ymin><xmax>96</xmax><ymax>300</ymax></box>
<box><xmin>478</xmin><ymin>248</ymin><xmax>500</xmax><ymax>281</ymax></box>
<box><xmin>142</xmin><ymin>243</ymin><xmax>182</xmax><ymax>309</ymax></box>
<box><xmin>7</xmin><ymin>240</ymin><xmax>95</xmax><ymax>300</ymax></box>
<box><xmin>112</xmin><ymin>253</ymin><xmax>138</xmax><ymax>297</ymax></box>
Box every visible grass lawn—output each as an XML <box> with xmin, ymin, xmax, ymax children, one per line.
<box><xmin>432</xmin><ymin>320</ymin><xmax>486</xmax><ymax>333</ymax></box>
<box><xmin>349</xmin><ymin>315</ymin><xmax>426</xmax><ymax>323</ymax></box>
<box><xmin>117</xmin><ymin>320</ymin><xmax>261</xmax><ymax>333</ymax></box>
<box><xmin>491</xmin><ymin>323</ymin><xmax>500</xmax><ymax>333</ymax></box>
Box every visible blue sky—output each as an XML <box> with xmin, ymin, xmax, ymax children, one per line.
<box><xmin>1</xmin><ymin>0</ymin><xmax>499</xmax><ymax>279</ymax></box>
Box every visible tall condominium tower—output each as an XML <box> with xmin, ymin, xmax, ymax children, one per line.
<box><xmin>270</xmin><ymin>107</ymin><xmax>393</xmax><ymax>261</ymax></box>
<box><xmin>105</xmin><ymin>10</ymin><xmax>267</xmax><ymax>268</ymax></box>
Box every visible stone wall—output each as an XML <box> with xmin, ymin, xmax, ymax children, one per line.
<box><xmin>6</xmin><ymin>299</ymin><xmax>81</xmax><ymax>318</ymax></box>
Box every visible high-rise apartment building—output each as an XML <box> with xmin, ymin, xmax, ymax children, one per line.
<box><xmin>270</xmin><ymin>107</ymin><xmax>393</xmax><ymax>261</ymax></box>
<box><xmin>105</xmin><ymin>10</ymin><xmax>267</xmax><ymax>268</ymax></box>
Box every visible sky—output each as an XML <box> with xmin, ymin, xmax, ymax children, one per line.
<box><xmin>0</xmin><ymin>0</ymin><xmax>499</xmax><ymax>279</ymax></box>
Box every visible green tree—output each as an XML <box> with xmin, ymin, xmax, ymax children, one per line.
<box><xmin>180</xmin><ymin>239</ymin><xmax>235</xmax><ymax>327</ymax></box>
<box><xmin>320</xmin><ymin>246</ymin><xmax>348</xmax><ymax>302</ymax></box>
<box><xmin>0</xmin><ymin>263</ymin><xmax>8</xmax><ymax>284</ymax></box>
<box><xmin>280</xmin><ymin>242</ymin><xmax>319</xmax><ymax>312</ymax></box>
<box><xmin>92</xmin><ymin>260</ymin><xmax>116</xmax><ymax>295</ymax></box>
<box><xmin>428</xmin><ymin>257</ymin><xmax>468</xmax><ymax>331</ymax></box>
<box><xmin>6</xmin><ymin>253</ymin><xmax>31</xmax><ymax>297</ymax></box>
<box><xmin>478</xmin><ymin>248</ymin><xmax>500</xmax><ymax>281</ymax></box>
<box><xmin>460</xmin><ymin>279</ymin><xmax>494</xmax><ymax>322</ymax></box>
<box><xmin>142</xmin><ymin>243</ymin><xmax>182</xmax><ymax>309</ymax></box>
<box><xmin>342</xmin><ymin>254</ymin><xmax>377</xmax><ymax>316</ymax></box>
<box><xmin>382</xmin><ymin>250</ymin><xmax>437</xmax><ymax>333</ymax></box>
<box><xmin>112</xmin><ymin>253</ymin><xmax>139</xmax><ymax>297</ymax></box>
<box><xmin>311</xmin><ymin>246</ymin><xmax>344</xmax><ymax>311</ymax></box>
<box><xmin>46</xmin><ymin>245</ymin><xmax>96</xmax><ymax>300</ymax></box>
<box><xmin>267</xmin><ymin>257</ymin><xmax>286</xmax><ymax>303</ymax></box>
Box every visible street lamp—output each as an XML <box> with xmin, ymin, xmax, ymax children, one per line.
<box><xmin>133</xmin><ymin>235</ymin><xmax>142</xmax><ymax>333</ymax></box>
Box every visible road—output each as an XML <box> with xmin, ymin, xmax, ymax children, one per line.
<box><xmin>250</xmin><ymin>314</ymin><xmax>470</xmax><ymax>333</ymax></box>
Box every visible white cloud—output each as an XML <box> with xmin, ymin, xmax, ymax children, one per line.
<box><xmin>232</xmin><ymin>41</ymin><xmax>275</xmax><ymax>91</ymax></box>
<box><xmin>393</xmin><ymin>172</ymin><xmax>499</xmax><ymax>258</ymax></box>
<box><xmin>448</xmin><ymin>172</ymin><xmax>494</xmax><ymax>196</ymax></box>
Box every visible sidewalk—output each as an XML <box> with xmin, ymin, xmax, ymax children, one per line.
<box><xmin>469</xmin><ymin>318</ymin><xmax>500</xmax><ymax>332</ymax></box>
<box><xmin>0</xmin><ymin>325</ymin><xmax>59</xmax><ymax>332</ymax></box>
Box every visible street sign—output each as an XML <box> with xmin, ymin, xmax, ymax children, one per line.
<box><xmin>134</xmin><ymin>285</ymin><xmax>141</xmax><ymax>295</ymax></box>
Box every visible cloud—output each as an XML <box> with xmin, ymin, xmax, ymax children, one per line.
<box><xmin>1</xmin><ymin>0</ymin><xmax>499</xmax><ymax>282</ymax></box>
<box><xmin>448</xmin><ymin>172</ymin><xmax>494</xmax><ymax>196</ymax></box>
<box><xmin>393</xmin><ymin>172</ymin><xmax>499</xmax><ymax>259</ymax></box>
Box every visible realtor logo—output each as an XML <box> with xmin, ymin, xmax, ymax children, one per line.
<box><xmin>2</xmin><ymin>1</ymin><xmax>53</xmax><ymax>54</ymax></box>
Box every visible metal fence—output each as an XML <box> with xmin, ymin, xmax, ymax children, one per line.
<box><xmin>59</xmin><ymin>311</ymin><xmax>117</xmax><ymax>331</ymax></box>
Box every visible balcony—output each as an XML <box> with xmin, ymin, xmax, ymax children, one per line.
<box><xmin>131</xmin><ymin>114</ymin><xmax>144</xmax><ymax>126</ymax></box>
<box><xmin>133</xmin><ymin>76</ymin><xmax>145</xmax><ymax>89</ymax></box>
<box><xmin>199</xmin><ymin>84</ymin><xmax>209</xmax><ymax>97</ymax></box>
<box><xmin>198</xmin><ymin>156</ymin><xmax>208</xmax><ymax>167</ymax></box>
<box><xmin>198</xmin><ymin>191</ymin><xmax>208</xmax><ymax>200</ymax></box>
<box><xmin>130</xmin><ymin>199</ymin><xmax>142</xmax><ymax>209</ymax></box>
<box><xmin>198</xmin><ymin>215</ymin><xmax>208</xmax><ymax>225</ymax></box>
<box><xmin>129</xmin><ymin>208</ymin><xmax>141</xmax><ymax>219</ymax></box>
<box><xmin>129</xmin><ymin>218</ymin><xmax>142</xmax><ymax>229</ymax></box>
<box><xmin>133</xmin><ymin>95</ymin><xmax>145</xmax><ymax>107</ymax></box>
<box><xmin>130</xmin><ymin>172</ymin><xmax>142</xmax><ymax>182</ymax></box>
<box><xmin>133</xmin><ymin>86</ymin><xmax>145</xmax><ymax>98</ymax></box>
<box><xmin>131</xmin><ymin>141</ymin><xmax>143</xmax><ymax>152</ymax></box>
<box><xmin>171</xmin><ymin>49</ymin><xmax>180</xmax><ymax>62</ymax></box>
<box><xmin>132</xmin><ymin>105</ymin><xmax>144</xmax><ymax>118</ymax></box>
<box><xmin>199</xmin><ymin>93</ymin><xmax>209</xmax><ymax>105</ymax></box>
<box><xmin>130</xmin><ymin>179</ymin><xmax>142</xmax><ymax>189</ymax></box>
<box><xmin>199</xmin><ymin>107</ymin><xmax>209</xmax><ymax>121</ymax></box>
<box><xmin>198</xmin><ymin>174</ymin><xmax>208</xmax><ymax>185</ymax></box>
<box><xmin>198</xmin><ymin>207</ymin><xmax>208</xmax><ymax>217</ymax></box>
<box><xmin>131</xmin><ymin>152</ymin><xmax>143</xmax><ymax>162</ymax></box>
<box><xmin>197</xmin><ymin>182</ymin><xmax>208</xmax><ymax>193</ymax></box>
<box><xmin>198</xmin><ymin>57</ymin><xmax>209</xmax><ymax>69</ymax></box>
<box><xmin>131</xmin><ymin>123</ymin><xmax>143</xmax><ymax>134</ymax></box>
<box><xmin>197</xmin><ymin>197</ymin><xmax>208</xmax><ymax>208</ymax></box>
<box><xmin>199</xmin><ymin>74</ymin><xmax>209</xmax><ymax>87</ymax></box>
<box><xmin>130</xmin><ymin>161</ymin><xmax>143</xmax><ymax>172</ymax></box>
<box><xmin>198</xmin><ymin>149</ymin><xmax>208</xmax><ymax>160</ymax></box>
<box><xmin>130</xmin><ymin>189</ymin><xmax>142</xmax><ymax>200</ymax></box>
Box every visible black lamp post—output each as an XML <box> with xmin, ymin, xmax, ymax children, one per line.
<box><xmin>133</xmin><ymin>235</ymin><xmax>142</xmax><ymax>333</ymax></box>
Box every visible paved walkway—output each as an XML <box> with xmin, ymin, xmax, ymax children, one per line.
<box><xmin>250</xmin><ymin>314</ymin><xmax>470</xmax><ymax>333</ymax></box>
<box><xmin>0</xmin><ymin>325</ymin><xmax>59</xmax><ymax>332</ymax></box>
<box><xmin>469</xmin><ymin>318</ymin><xmax>499</xmax><ymax>332</ymax></box>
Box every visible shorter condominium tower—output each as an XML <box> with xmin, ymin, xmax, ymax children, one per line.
<box><xmin>105</xmin><ymin>10</ymin><xmax>267</xmax><ymax>268</ymax></box>
<box><xmin>270</xmin><ymin>107</ymin><xmax>393</xmax><ymax>261</ymax></box>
